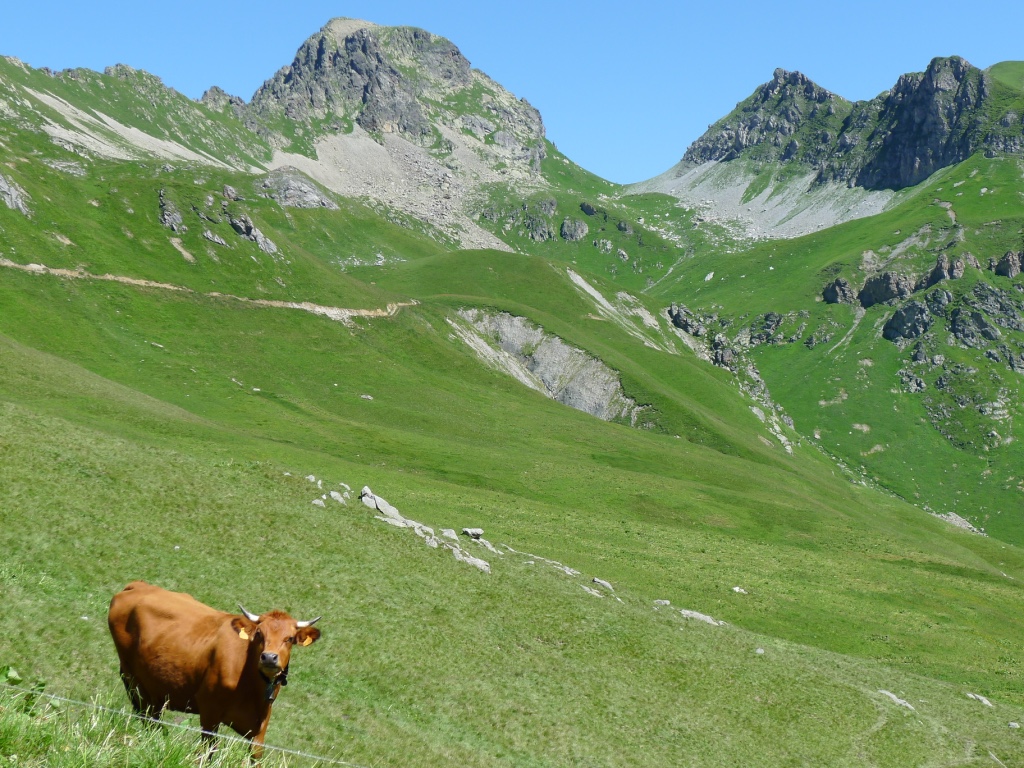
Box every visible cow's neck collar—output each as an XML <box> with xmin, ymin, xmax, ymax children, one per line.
<box><xmin>260</xmin><ymin>666</ymin><xmax>288</xmax><ymax>702</ymax></box>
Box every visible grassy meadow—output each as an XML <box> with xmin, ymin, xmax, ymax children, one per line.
<box><xmin>2</xmin><ymin>56</ymin><xmax>1024</xmax><ymax>765</ymax></box>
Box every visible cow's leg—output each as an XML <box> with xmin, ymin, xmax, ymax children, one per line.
<box><xmin>198</xmin><ymin>712</ymin><xmax>221</xmax><ymax>760</ymax></box>
<box><xmin>249</xmin><ymin>713</ymin><xmax>274</xmax><ymax>763</ymax></box>
<box><xmin>119</xmin><ymin>669</ymin><xmax>163</xmax><ymax>720</ymax></box>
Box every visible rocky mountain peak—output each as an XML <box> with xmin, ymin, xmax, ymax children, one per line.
<box><xmin>323</xmin><ymin>17</ymin><xmax>379</xmax><ymax>41</ymax></box>
<box><xmin>241</xmin><ymin>18</ymin><xmax>545</xmax><ymax>250</ymax></box>
<box><xmin>854</xmin><ymin>56</ymin><xmax>988</xmax><ymax>189</ymax></box>
<box><xmin>637</xmin><ymin>54</ymin><xmax>1024</xmax><ymax>239</ymax></box>
<box><xmin>759</xmin><ymin>68</ymin><xmax>838</xmax><ymax>105</ymax></box>
<box><xmin>682</xmin><ymin>69</ymin><xmax>847</xmax><ymax>165</ymax></box>
<box><xmin>200</xmin><ymin>85</ymin><xmax>246</xmax><ymax>116</ymax></box>
<box><xmin>247</xmin><ymin>21</ymin><xmax>477</xmax><ymax>141</ymax></box>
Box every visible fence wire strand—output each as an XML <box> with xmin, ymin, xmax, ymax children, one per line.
<box><xmin>0</xmin><ymin>682</ymin><xmax>369</xmax><ymax>767</ymax></box>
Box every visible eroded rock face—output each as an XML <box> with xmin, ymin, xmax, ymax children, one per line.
<box><xmin>884</xmin><ymin>302</ymin><xmax>932</xmax><ymax>341</ymax></box>
<box><xmin>560</xmin><ymin>217</ymin><xmax>588</xmax><ymax>241</ymax></box>
<box><xmin>853</xmin><ymin>58</ymin><xmax>989</xmax><ymax>189</ymax></box>
<box><xmin>250</xmin><ymin>26</ymin><xmax>435</xmax><ymax>138</ymax></box>
<box><xmin>994</xmin><ymin>251</ymin><xmax>1022</xmax><ymax>278</ymax></box>
<box><xmin>452</xmin><ymin>309</ymin><xmax>648</xmax><ymax>426</ymax></box>
<box><xmin>260</xmin><ymin>167</ymin><xmax>339</xmax><ymax>209</ymax></box>
<box><xmin>823</xmin><ymin>277</ymin><xmax>857</xmax><ymax>304</ymax></box>
<box><xmin>247</xmin><ymin>20</ymin><xmax>544</xmax><ymax>157</ymax></box>
<box><xmin>858</xmin><ymin>272</ymin><xmax>915</xmax><ymax>307</ymax></box>
<box><xmin>665</xmin><ymin>55</ymin><xmax>1010</xmax><ymax>201</ymax></box>
<box><xmin>0</xmin><ymin>173</ymin><xmax>30</xmax><ymax>216</ymax></box>
<box><xmin>683</xmin><ymin>68</ymin><xmax>841</xmax><ymax>165</ymax></box>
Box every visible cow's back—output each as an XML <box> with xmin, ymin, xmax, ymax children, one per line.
<box><xmin>108</xmin><ymin>581</ymin><xmax>232</xmax><ymax>712</ymax></box>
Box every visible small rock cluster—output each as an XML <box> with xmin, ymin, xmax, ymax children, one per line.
<box><xmin>302</xmin><ymin>476</ymin><xmax>622</xmax><ymax>596</ymax></box>
<box><xmin>359</xmin><ymin>486</ymin><xmax>492</xmax><ymax>572</ymax></box>
<box><xmin>158</xmin><ymin>189</ymin><xmax>185</xmax><ymax>233</ymax></box>
<box><xmin>667</xmin><ymin>303</ymin><xmax>797</xmax><ymax>452</ymax></box>
<box><xmin>229</xmin><ymin>214</ymin><xmax>278</xmax><ymax>255</ymax></box>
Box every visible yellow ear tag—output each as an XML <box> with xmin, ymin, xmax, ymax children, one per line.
<box><xmin>238</xmin><ymin>628</ymin><xmax>249</xmax><ymax>641</ymax></box>
<box><xmin>301</xmin><ymin>636</ymin><xmax>313</xmax><ymax>646</ymax></box>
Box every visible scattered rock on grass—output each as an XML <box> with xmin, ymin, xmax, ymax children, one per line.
<box><xmin>879</xmin><ymin>690</ymin><xmax>915</xmax><ymax>711</ymax></box>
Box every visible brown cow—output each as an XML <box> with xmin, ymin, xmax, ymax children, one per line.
<box><xmin>108</xmin><ymin>581</ymin><xmax>321</xmax><ymax>757</ymax></box>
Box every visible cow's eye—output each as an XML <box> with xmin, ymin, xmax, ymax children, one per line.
<box><xmin>287</xmin><ymin>636</ymin><xmax>296</xmax><ymax>644</ymax></box>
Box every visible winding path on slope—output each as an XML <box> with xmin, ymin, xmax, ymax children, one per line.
<box><xmin>0</xmin><ymin>257</ymin><xmax>417</xmax><ymax>325</ymax></box>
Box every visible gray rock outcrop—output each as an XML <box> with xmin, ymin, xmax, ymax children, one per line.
<box><xmin>202</xmin><ymin>230</ymin><xmax>228</xmax><ymax>247</ymax></box>
<box><xmin>668</xmin><ymin>304</ymin><xmax>708</xmax><ymax>336</ymax></box>
<box><xmin>452</xmin><ymin>309</ymin><xmax>648</xmax><ymax>426</ymax></box>
<box><xmin>158</xmin><ymin>189</ymin><xmax>185</xmax><ymax>232</ymax></box>
<box><xmin>527</xmin><ymin>216</ymin><xmax>553</xmax><ymax>242</ymax></box>
<box><xmin>898</xmin><ymin>369</ymin><xmax>928</xmax><ymax>392</ymax></box>
<box><xmin>883</xmin><ymin>302</ymin><xmax>932</xmax><ymax>341</ymax></box>
<box><xmin>966</xmin><ymin>282</ymin><xmax>1024</xmax><ymax>331</ymax></box>
<box><xmin>858</xmin><ymin>272</ymin><xmax>915</xmax><ymax>307</ymax></box>
<box><xmin>260</xmin><ymin>167</ymin><xmax>339</xmax><ymax>209</ymax></box>
<box><xmin>926</xmin><ymin>289</ymin><xmax>954</xmax><ymax>315</ymax></box>
<box><xmin>229</xmin><ymin>214</ymin><xmax>278</xmax><ymax>254</ymax></box>
<box><xmin>0</xmin><ymin>173</ymin><xmax>30</xmax><ymax>216</ymax></box>
<box><xmin>560</xmin><ymin>217</ymin><xmax>588</xmax><ymax>241</ymax></box>
<box><xmin>950</xmin><ymin>308</ymin><xmax>1001</xmax><ymax>347</ymax></box>
<box><xmin>918</xmin><ymin>253</ymin><xmax>978</xmax><ymax>289</ymax></box>
<box><xmin>994</xmin><ymin>251</ymin><xmax>1022</xmax><ymax>278</ymax></box>
<box><xmin>823</xmin><ymin>277</ymin><xmax>857</xmax><ymax>304</ymax></box>
<box><xmin>199</xmin><ymin>86</ymin><xmax>246</xmax><ymax>117</ymax></box>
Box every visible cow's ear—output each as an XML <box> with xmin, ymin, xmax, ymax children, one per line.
<box><xmin>231</xmin><ymin>616</ymin><xmax>257</xmax><ymax>641</ymax></box>
<box><xmin>296</xmin><ymin>626</ymin><xmax>321</xmax><ymax>647</ymax></box>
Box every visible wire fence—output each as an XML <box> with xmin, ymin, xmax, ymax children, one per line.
<box><xmin>0</xmin><ymin>682</ymin><xmax>369</xmax><ymax>768</ymax></box>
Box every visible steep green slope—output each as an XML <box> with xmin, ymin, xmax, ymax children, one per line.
<box><xmin>658</xmin><ymin>153</ymin><xmax>1024</xmax><ymax>545</ymax></box>
<box><xmin>3</xmin><ymin>215</ymin><xmax>1024</xmax><ymax>707</ymax></box>
<box><xmin>2</xmin><ymin>331</ymin><xmax>1024</xmax><ymax>767</ymax></box>
<box><xmin>0</xmin><ymin>57</ymin><xmax>269</xmax><ymax>170</ymax></box>
<box><xmin>989</xmin><ymin>61</ymin><xmax>1024</xmax><ymax>91</ymax></box>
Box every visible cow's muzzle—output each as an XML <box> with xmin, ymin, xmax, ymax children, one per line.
<box><xmin>260</xmin><ymin>652</ymin><xmax>279</xmax><ymax>667</ymax></box>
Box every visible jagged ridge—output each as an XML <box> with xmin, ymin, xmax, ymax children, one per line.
<box><xmin>679</xmin><ymin>56</ymin><xmax>1010</xmax><ymax>191</ymax></box>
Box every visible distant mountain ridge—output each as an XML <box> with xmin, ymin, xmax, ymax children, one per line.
<box><xmin>634</xmin><ymin>56</ymin><xmax>1024</xmax><ymax>238</ymax></box>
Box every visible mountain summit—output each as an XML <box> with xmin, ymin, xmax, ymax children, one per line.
<box><xmin>208</xmin><ymin>18</ymin><xmax>549</xmax><ymax>249</ymax></box>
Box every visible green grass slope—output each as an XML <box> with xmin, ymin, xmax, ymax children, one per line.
<box><xmin>656</xmin><ymin>153</ymin><xmax>1024</xmax><ymax>546</ymax></box>
<box><xmin>2</xmin><ymin>387</ymin><xmax>1024</xmax><ymax>767</ymax></box>
<box><xmin>2</xmin><ymin>43</ymin><xmax>1024</xmax><ymax>767</ymax></box>
<box><xmin>3</xmin><ymin>226</ymin><xmax>1024</xmax><ymax>763</ymax></box>
<box><xmin>989</xmin><ymin>61</ymin><xmax>1024</xmax><ymax>92</ymax></box>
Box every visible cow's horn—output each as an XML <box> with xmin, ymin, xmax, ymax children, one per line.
<box><xmin>295</xmin><ymin>616</ymin><xmax>321</xmax><ymax>628</ymax></box>
<box><xmin>238</xmin><ymin>604</ymin><xmax>261</xmax><ymax>622</ymax></box>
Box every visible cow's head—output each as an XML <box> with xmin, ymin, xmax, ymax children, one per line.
<box><xmin>232</xmin><ymin>606</ymin><xmax>321</xmax><ymax>685</ymax></box>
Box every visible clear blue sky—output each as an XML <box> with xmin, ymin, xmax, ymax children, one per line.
<box><xmin>3</xmin><ymin>2</ymin><xmax>1022</xmax><ymax>184</ymax></box>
